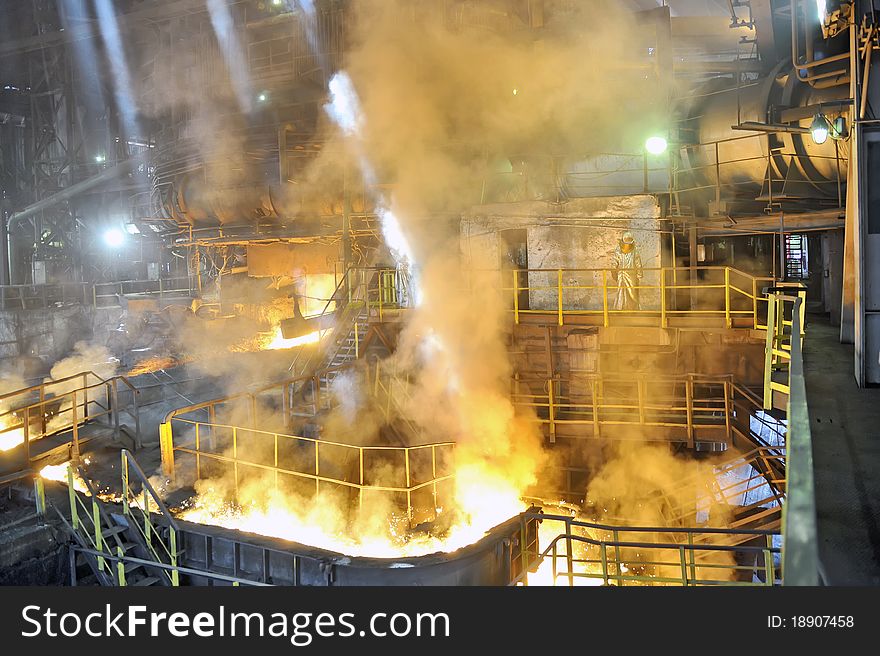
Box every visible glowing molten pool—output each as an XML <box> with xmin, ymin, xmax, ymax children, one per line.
<box><xmin>0</xmin><ymin>416</ymin><xmax>24</xmax><ymax>452</ymax></box>
<box><xmin>176</xmin><ymin>464</ymin><xmax>527</xmax><ymax>559</ymax></box>
<box><xmin>263</xmin><ymin>327</ymin><xmax>322</xmax><ymax>351</ymax></box>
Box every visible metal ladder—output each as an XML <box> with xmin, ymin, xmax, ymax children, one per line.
<box><xmin>54</xmin><ymin>451</ymin><xmax>182</xmax><ymax>586</ymax></box>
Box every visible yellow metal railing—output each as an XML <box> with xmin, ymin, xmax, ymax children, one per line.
<box><xmin>364</xmin><ymin>358</ymin><xmax>424</xmax><ymax>438</ymax></box>
<box><xmin>0</xmin><ymin>276</ymin><xmax>194</xmax><ymax>311</ymax></box>
<box><xmin>287</xmin><ymin>265</ymin><xmax>774</xmax><ymax>331</ymax></box>
<box><xmin>120</xmin><ymin>450</ymin><xmax>180</xmax><ymax>586</ymax></box>
<box><xmin>346</xmin><ymin>266</ymin><xmax>408</xmax><ymax>321</ymax></box>
<box><xmin>511</xmin><ymin>373</ymin><xmax>734</xmax><ymax>447</ymax></box>
<box><xmin>505</xmin><ymin>266</ymin><xmax>773</xmax><ymax>328</ymax></box>
<box><xmin>762</xmin><ymin>285</ymin><xmax>807</xmax><ymax>409</ymax></box>
<box><xmin>0</xmin><ymin>371</ymin><xmax>140</xmax><ymax>469</ymax></box>
<box><xmin>66</xmin><ymin>465</ymin><xmax>114</xmax><ymax>581</ymax></box>
<box><xmin>515</xmin><ymin>512</ymin><xmax>779</xmax><ymax>587</ymax></box>
<box><xmin>160</xmin><ymin>416</ymin><xmax>455</xmax><ymax>526</ymax></box>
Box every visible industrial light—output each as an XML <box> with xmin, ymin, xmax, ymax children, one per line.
<box><xmin>103</xmin><ymin>228</ymin><xmax>125</xmax><ymax>248</ymax></box>
<box><xmin>810</xmin><ymin>113</ymin><xmax>830</xmax><ymax>144</ymax></box>
<box><xmin>94</xmin><ymin>154</ymin><xmax>105</xmax><ymax>163</ymax></box>
<box><xmin>645</xmin><ymin>136</ymin><xmax>668</xmax><ymax>155</ymax></box>
<box><xmin>816</xmin><ymin>0</ymin><xmax>826</xmax><ymax>21</ymax></box>
<box><xmin>257</xmin><ymin>92</ymin><xmax>268</xmax><ymax>102</ymax></box>
<box><xmin>833</xmin><ymin>116</ymin><xmax>848</xmax><ymax>139</ymax></box>
<box><xmin>512</xmin><ymin>88</ymin><xmax>518</xmax><ymax>96</ymax></box>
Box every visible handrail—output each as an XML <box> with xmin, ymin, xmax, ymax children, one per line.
<box><xmin>71</xmin><ymin>546</ymin><xmax>269</xmax><ymax>587</ymax></box>
<box><xmin>0</xmin><ymin>276</ymin><xmax>194</xmax><ymax>310</ymax></box>
<box><xmin>0</xmin><ymin>370</ymin><xmax>141</xmax><ymax>470</ymax></box>
<box><xmin>515</xmin><ymin>511</ymin><xmax>779</xmax><ymax>586</ymax></box>
<box><xmin>501</xmin><ymin>265</ymin><xmax>774</xmax><ymax>329</ymax></box>
<box><xmin>511</xmin><ymin>372</ymin><xmax>735</xmax><ymax>446</ymax></box>
<box><xmin>65</xmin><ymin>464</ymin><xmax>123</xmax><ymax>584</ymax></box>
<box><xmin>0</xmin><ymin>369</ymin><xmax>113</xmax><ymax>403</ymax></box>
<box><xmin>161</xmin><ymin>415</ymin><xmax>455</xmax><ymax>529</ymax></box>
<box><xmin>159</xmin><ymin>362</ymin><xmax>355</xmax><ymax>426</ymax></box>
<box><xmin>120</xmin><ymin>449</ymin><xmax>180</xmax><ymax>585</ymax></box>
<box><xmin>781</xmin><ymin>295</ymin><xmax>819</xmax><ymax>585</ymax></box>
<box><xmin>121</xmin><ymin>450</ymin><xmax>180</xmax><ymax>532</ymax></box>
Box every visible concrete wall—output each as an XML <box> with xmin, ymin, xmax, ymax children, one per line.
<box><xmin>461</xmin><ymin>196</ymin><xmax>663</xmax><ymax>311</ymax></box>
<box><xmin>0</xmin><ymin>304</ymin><xmax>124</xmax><ymax>375</ymax></box>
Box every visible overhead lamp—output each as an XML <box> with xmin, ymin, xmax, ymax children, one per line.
<box><xmin>810</xmin><ymin>113</ymin><xmax>830</xmax><ymax>144</ymax></box>
<box><xmin>257</xmin><ymin>92</ymin><xmax>268</xmax><ymax>102</ymax></box>
<box><xmin>645</xmin><ymin>136</ymin><xmax>668</xmax><ymax>155</ymax></box>
<box><xmin>103</xmin><ymin>228</ymin><xmax>125</xmax><ymax>248</ymax></box>
<box><xmin>832</xmin><ymin>116</ymin><xmax>849</xmax><ymax>139</ymax></box>
<box><xmin>94</xmin><ymin>154</ymin><xmax>106</xmax><ymax>163</ymax></box>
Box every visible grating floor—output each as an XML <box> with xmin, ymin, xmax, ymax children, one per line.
<box><xmin>803</xmin><ymin>316</ymin><xmax>880</xmax><ymax>585</ymax></box>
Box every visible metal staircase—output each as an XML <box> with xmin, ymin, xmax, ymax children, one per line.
<box><xmin>784</xmin><ymin>234</ymin><xmax>808</xmax><ymax>280</ymax></box>
<box><xmin>55</xmin><ymin>451</ymin><xmax>181</xmax><ymax>586</ymax></box>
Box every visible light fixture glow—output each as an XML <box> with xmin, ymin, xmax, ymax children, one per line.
<box><xmin>257</xmin><ymin>92</ymin><xmax>267</xmax><ymax>102</ymax></box>
<box><xmin>103</xmin><ymin>228</ymin><xmax>125</xmax><ymax>248</ymax></box>
<box><xmin>645</xmin><ymin>136</ymin><xmax>668</xmax><ymax>155</ymax></box>
<box><xmin>810</xmin><ymin>113</ymin><xmax>830</xmax><ymax>145</ymax></box>
<box><xmin>512</xmin><ymin>88</ymin><xmax>518</xmax><ymax>96</ymax></box>
<box><xmin>94</xmin><ymin>154</ymin><xmax>105</xmax><ymax>163</ymax></box>
<box><xmin>816</xmin><ymin>0</ymin><xmax>826</xmax><ymax>22</ymax></box>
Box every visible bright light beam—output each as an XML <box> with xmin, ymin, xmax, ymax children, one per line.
<box><xmin>206</xmin><ymin>0</ymin><xmax>254</xmax><ymax>114</ymax></box>
<box><xmin>296</xmin><ymin>0</ymin><xmax>328</xmax><ymax>74</ymax></box>
<box><xmin>59</xmin><ymin>0</ymin><xmax>107</xmax><ymax>114</ymax></box>
<box><xmin>325</xmin><ymin>72</ymin><xmax>417</xmax><ymax>269</ymax></box>
<box><xmin>645</xmin><ymin>136</ymin><xmax>668</xmax><ymax>155</ymax></box>
<box><xmin>103</xmin><ymin>228</ymin><xmax>125</xmax><ymax>248</ymax></box>
<box><xmin>94</xmin><ymin>0</ymin><xmax>140</xmax><ymax>139</ymax></box>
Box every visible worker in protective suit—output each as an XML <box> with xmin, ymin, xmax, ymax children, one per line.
<box><xmin>610</xmin><ymin>231</ymin><xmax>643</xmax><ymax>311</ymax></box>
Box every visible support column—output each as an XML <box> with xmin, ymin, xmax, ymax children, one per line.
<box><xmin>850</xmin><ymin>2</ymin><xmax>880</xmax><ymax>385</ymax></box>
<box><xmin>0</xmin><ymin>214</ymin><xmax>9</xmax><ymax>286</ymax></box>
<box><xmin>689</xmin><ymin>225</ymin><xmax>698</xmax><ymax>310</ymax></box>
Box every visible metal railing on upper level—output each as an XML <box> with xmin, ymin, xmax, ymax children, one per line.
<box><xmin>0</xmin><ymin>371</ymin><xmax>141</xmax><ymax>471</ymax></box>
<box><xmin>673</xmin><ymin>132</ymin><xmax>846</xmax><ymax>210</ymax></box>
<box><xmin>158</xmin><ymin>363</ymin><xmax>355</xmax><ymax>459</ymax></box>
<box><xmin>0</xmin><ymin>282</ymin><xmax>92</xmax><ymax>310</ymax></box>
<box><xmin>0</xmin><ymin>276</ymin><xmax>194</xmax><ymax>311</ymax></box>
<box><xmin>93</xmin><ymin>276</ymin><xmax>194</xmax><ymax>306</ymax></box>
<box><xmin>336</xmin><ymin>265</ymin><xmax>777</xmax><ymax>331</ymax></box>
<box><xmin>511</xmin><ymin>373</ymin><xmax>735</xmax><ymax>448</ymax></box>
<box><xmin>506</xmin><ymin>266</ymin><xmax>774</xmax><ymax>329</ymax></box>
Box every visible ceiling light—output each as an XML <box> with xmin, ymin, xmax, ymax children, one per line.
<box><xmin>810</xmin><ymin>113</ymin><xmax>830</xmax><ymax>145</ymax></box>
<box><xmin>103</xmin><ymin>228</ymin><xmax>124</xmax><ymax>248</ymax></box>
<box><xmin>645</xmin><ymin>136</ymin><xmax>668</xmax><ymax>155</ymax></box>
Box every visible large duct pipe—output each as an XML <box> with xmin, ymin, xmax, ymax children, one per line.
<box><xmin>679</xmin><ymin>63</ymin><xmax>850</xmax><ymax>213</ymax></box>
<box><xmin>163</xmin><ymin>173</ymin><xmax>376</xmax><ymax>227</ymax></box>
<box><xmin>5</xmin><ymin>153</ymin><xmax>147</xmax><ymax>284</ymax></box>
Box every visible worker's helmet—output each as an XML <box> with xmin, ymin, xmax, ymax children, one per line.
<box><xmin>621</xmin><ymin>231</ymin><xmax>635</xmax><ymax>244</ymax></box>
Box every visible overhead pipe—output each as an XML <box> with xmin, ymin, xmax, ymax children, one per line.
<box><xmin>791</xmin><ymin>0</ymin><xmax>850</xmax><ymax>85</ymax></box>
<box><xmin>5</xmin><ymin>153</ymin><xmax>147</xmax><ymax>284</ymax></box>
